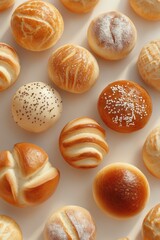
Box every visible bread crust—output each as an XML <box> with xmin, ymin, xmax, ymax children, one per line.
<box><xmin>60</xmin><ymin>0</ymin><xmax>99</xmax><ymax>13</ymax></box>
<box><xmin>0</xmin><ymin>0</ymin><xmax>15</xmax><ymax>11</ymax></box>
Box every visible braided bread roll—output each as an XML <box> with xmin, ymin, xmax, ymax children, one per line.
<box><xmin>0</xmin><ymin>143</ymin><xmax>60</xmax><ymax>207</ymax></box>
<box><xmin>0</xmin><ymin>0</ymin><xmax>15</xmax><ymax>11</ymax></box>
<box><xmin>59</xmin><ymin>117</ymin><xmax>109</xmax><ymax>168</ymax></box>
<box><xmin>0</xmin><ymin>43</ymin><xmax>20</xmax><ymax>91</ymax></box>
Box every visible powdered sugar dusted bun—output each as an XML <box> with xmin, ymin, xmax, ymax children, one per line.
<box><xmin>11</xmin><ymin>82</ymin><xmax>62</xmax><ymax>133</ymax></box>
<box><xmin>138</xmin><ymin>40</ymin><xmax>160</xmax><ymax>91</ymax></box>
<box><xmin>87</xmin><ymin>11</ymin><xmax>137</xmax><ymax>60</ymax></box>
<box><xmin>0</xmin><ymin>215</ymin><xmax>23</xmax><ymax>239</ymax></box>
<box><xmin>11</xmin><ymin>0</ymin><xmax>64</xmax><ymax>51</ymax></box>
<box><xmin>129</xmin><ymin>0</ymin><xmax>160</xmax><ymax>21</ymax></box>
<box><xmin>0</xmin><ymin>0</ymin><xmax>15</xmax><ymax>11</ymax></box>
<box><xmin>48</xmin><ymin>44</ymin><xmax>99</xmax><ymax>93</ymax></box>
<box><xmin>60</xmin><ymin>0</ymin><xmax>99</xmax><ymax>13</ymax></box>
<box><xmin>0</xmin><ymin>43</ymin><xmax>20</xmax><ymax>91</ymax></box>
<box><xmin>59</xmin><ymin>117</ymin><xmax>109</xmax><ymax>168</ymax></box>
<box><xmin>44</xmin><ymin>205</ymin><xmax>96</xmax><ymax>240</ymax></box>
<box><xmin>98</xmin><ymin>80</ymin><xmax>152</xmax><ymax>133</ymax></box>
<box><xmin>93</xmin><ymin>163</ymin><xmax>150</xmax><ymax>218</ymax></box>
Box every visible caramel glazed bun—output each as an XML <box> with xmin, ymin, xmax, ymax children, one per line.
<box><xmin>11</xmin><ymin>0</ymin><xmax>64</xmax><ymax>51</ymax></box>
<box><xmin>98</xmin><ymin>80</ymin><xmax>152</xmax><ymax>133</ymax></box>
<box><xmin>0</xmin><ymin>143</ymin><xmax>60</xmax><ymax>207</ymax></box>
<box><xmin>59</xmin><ymin>117</ymin><xmax>109</xmax><ymax>168</ymax></box>
<box><xmin>0</xmin><ymin>0</ymin><xmax>15</xmax><ymax>11</ymax></box>
<box><xmin>44</xmin><ymin>205</ymin><xmax>96</xmax><ymax>240</ymax></box>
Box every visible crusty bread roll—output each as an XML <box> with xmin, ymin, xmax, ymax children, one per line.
<box><xmin>129</xmin><ymin>0</ymin><xmax>160</xmax><ymax>21</ymax></box>
<box><xmin>0</xmin><ymin>42</ymin><xmax>20</xmax><ymax>91</ymax></box>
<box><xmin>48</xmin><ymin>44</ymin><xmax>99</xmax><ymax>94</ymax></box>
<box><xmin>0</xmin><ymin>142</ymin><xmax>60</xmax><ymax>207</ymax></box>
<box><xmin>93</xmin><ymin>163</ymin><xmax>150</xmax><ymax>218</ymax></box>
<box><xmin>11</xmin><ymin>0</ymin><xmax>64</xmax><ymax>51</ymax></box>
<box><xmin>11</xmin><ymin>82</ymin><xmax>62</xmax><ymax>133</ymax></box>
<box><xmin>44</xmin><ymin>205</ymin><xmax>96</xmax><ymax>240</ymax></box>
<box><xmin>59</xmin><ymin>117</ymin><xmax>109</xmax><ymax>168</ymax></box>
<box><xmin>0</xmin><ymin>215</ymin><xmax>23</xmax><ymax>239</ymax></box>
<box><xmin>98</xmin><ymin>80</ymin><xmax>152</xmax><ymax>133</ymax></box>
<box><xmin>138</xmin><ymin>40</ymin><xmax>160</xmax><ymax>91</ymax></box>
<box><xmin>87</xmin><ymin>11</ymin><xmax>137</xmax><ymax>60</ymax></box>
<box><xmin>117</xmin><ymin>238</ymin><xmax>129</xmax><ymax>240</ymax></box>
<box><xmin>0</xmin><ymin>0</ymin><xmax>15</xmax><ymax>11</ymax></box>
<box><xmin>60</xmin><ymin>0</ymin><xmax>99</xmax><ymax>13</ymax></box>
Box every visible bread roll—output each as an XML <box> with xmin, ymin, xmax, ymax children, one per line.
<box><xmin>44</xmin><ymin>205</ymin><xmax>96</xmax><ymax>240</ymax></box>
<box><xmin>98</xmin><ymin>80</ymin><xmax>152</xmax><ymax>133</ymax></box>
<box><xmin>0</xmin><ymin>142</ymin><xmax>60</xmax><ymax>207</ymax></box>
<box><xmin>129</xmin><ymin>0</ymin><xmax>160</xmax><ymax>21</ymax></box>
<box><xmin>0</xmin><ymin>0</ymin><xmax>15</xmax><ymax>11</ymax></box>
<box><xmin>0</xmin><ymin>42</ymin><xmax>20</xmax><ymax>91</ymax></box>
<box><xmin>0</xmin><ymin>215</ymin><xmax>23</xmax><ymax>239</ymax></box>
<box><xmin>117</xmin><ymin>238</ymin><xmax>129</xmax><ymax>240</ymax></box>
<box><xmin>87</xmin><ymin>11</ymin><xmax>137</xmax><ymax>60</ymax></box>
<box><xmin>11</xmin><ymin>0</ymin><xmax>64</xmax><ymax>51</ymax></box>
<box><xmin>48</xmin><ymin>44</ymin><xmax>99</xmax><ymax>93</ymax></box>
<box><xmin>59</xmin><ymin>117</ymin><xmax>109</xmax><ymax>168</ymax></box>
<box><xmin>138</xmin><ymin>40</ymin><xmax>160</xmax><ymax>91</ymax></box>
<box><xmin>93</xmin><ymin>163</ymin><xmax>150</xmax><ymax>218</ymax></box>
<box><xmin>60</xmin><ymin>0</ymin><xmax>99</xmax><ymax>13</ymax></box>
<box><xmin>11</xmin><ymin>82</ymin><xmax>62</xmax><ymax>133</ymax></box>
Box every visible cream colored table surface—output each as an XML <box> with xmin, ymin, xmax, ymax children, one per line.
<box><xmin>0</xmin><ymin>0</ymin><xmax>160</xmax><ymax>239</ymax></box>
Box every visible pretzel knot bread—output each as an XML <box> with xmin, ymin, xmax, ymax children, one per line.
<box><xmin>0</xmin><ymin>143</ymin><xmax>60</xmax><ymax>207</ymax></box>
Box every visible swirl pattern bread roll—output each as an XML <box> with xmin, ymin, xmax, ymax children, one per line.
<box><xmin>11</xmin><ymin>0</ymin><xmax>64</xmax><ymax>51</ymax></box>
<box><xmin>0</xmin><ymin>43</ymin><xmax>20</xmax><ymax>91</ymax></box>
<box><xmin>0</xmin><ymin>0</ymin><xmax>15</xmax><ymax>11</ymax></box>
<box><xmin>60</xmin><ymin>0</ymin><xmax>99</xmax><ymax>13</ymax></box>
<box><xmin>59</xmin><ymin>117</ymin><xmax>109</xmax><ymax>168</ymax></box>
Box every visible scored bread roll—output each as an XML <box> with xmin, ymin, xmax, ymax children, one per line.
<box><xmin>59</xmin><ymin>117</ymin><xmax>109</xmax><ymax>168</ymax></box>
<box><xmin>11</xmin><ymin>0</ymin><xmax>64</xmax><ymax>51</ymax></box>
<box><xmin>93</xmin><ymin>163</ymin><xmax>150</xmax><ymax>218</ymax></box>
<box><xmin>48</xmin><ymin>44</ymin><xmax>99</xmax><ymax>94</ymax></box>
<box><xmin>0</xmin><ymin>0</ymin><xmax>15</xmax><ymax>11</ymax></box>
<box><xmin>44</xmin><ymin>205</ymin><xmax>96</xmax><ymax>240</ymax></box>
<box><xmin>0</xmin><ymin>142</ymin><xmax>60</xmax><ymax>207</ymax></box>
<box><xmin>0</xmin><ymin>42</ymin><xmax>20</xmax><ymax>91</ymax></box>
<box><xmin>60</xmin><ymin>0</ymin><xmax>99</xmax><ymax>13</ymax></box>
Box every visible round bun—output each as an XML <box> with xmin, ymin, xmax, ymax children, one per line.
<box><xmin>44</xmin><ymin>205</ymin><xmax>96</xmax><ymax>240</ymax></box>
<box><xmin>11</xmin><ymin>0</ymin><xmax>64</xmax><ymax>51</ymax></box>
<box><xmin>0</xmin><ymin>42</ymin><xmax>20</xmax><ymax>91</ymax></box>
<box><xmin>60</xmin><ymin>0</ymin><xmax>99</xmax><ymax>13</ymax></box>
<box><xmin>0</xmin><ymin>0</ymin><xmax>15</xmax><ymax>11</ymax></box>
<box><xmin>143</xmin><ymin>203</ymin><xmax>160</xmax><ymax>240</ymax></box>
<box><xmin>48</xmin><ymin>44</ymin><xmax>99</xmax><ymax>93</ymax></box>
<box><xmin>138</xmin><ymin>40</ymin><xmax>160</xmax><ymax>91</ymax></box>
<box><xmin>0</xmin><ymin>215</ymin><xmax>22</xmax><ymax>239</ymax></box>
<box><xmin>0</xmin><ymin>142</ymin><xmax>60</xmax><ymax>207</ymax></box>
<box><xmin>93</xmin><ymin>163</ymin><xmax>150</xmax><ymax>218</ymax></box>
<box><xmin>87</xmin><ymin>11</ymin><xmax>137</xmax><ymax>60</ymax></box>
<box><xmin>59</xmin><ymin>117</ymin><xmax>109</xmax><ymax>168</ymax></box>
<box><xmin>11</xmin><ymin>82</ymin><xmax>62</xmax><ymax>133</ymax></box>
<box><xmin>117</xmin><ymin>238</ymin><xmax>129</xmax><ymax>240</ymax></box>
<box><xmin>129</xmin><ymin>0</ymin><xmax>160</xmax><ymax>21</ymax></box>
<box><xmin>98</xmin><ymin>80</ymin><xmax>152</xmax><ymax>133</ymax></box>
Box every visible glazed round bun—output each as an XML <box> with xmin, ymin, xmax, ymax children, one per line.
<box><xmin>60</xmin><ymin>0</ymin><xmax>99</xmax><ymax>13</ymax></box>
<box><xmin>0</xmin><ymin>142</ymin><xmax>60</xmax><ymax>207</ymax></box>
<box><xmin>48</xmin><ymin>44</ymin><xmax>99</xmax><ymax>93</ymax></box>
<box><xmin>87</xmin><ymin>11</ymin><xmax>137</xmax><ymax>60</ymax></box>
<box><xmin>0</xmin><ymin>42</ymin><xmax>20</xmax><ymax>91</ymax></box>
<box><xmin>93</xmin><ymin>163</ymin><xmax>150</xmax><ymax>218</ymax></box>
<box><xmin>11</xmin><ymin>0</ymin><xmax>64</xmax><ymax>51</ymax></box>
<box><xmin>129</xmin><ymin>0</ymin><xmax>160</xmax><ymax>21</ymax></box>
<box><xmin>11</xmin><ymin>82</ymin><xmax>62</xmax><ymax>133</ymax></box>
<box><xmin>44</xmin><ymin>205</ymin><xmax>96</xmax><ymax>240</ymax></box>
<box><xmin>138</xmin><ymin>40</ymin><xmax>160</xmax><ymax>91</ymax></box>
<box><xmin>0</xmin><ymin>215</ymin><xmax>22</xmax><ymax>239</ymax></box>
<box><xmin>59</xmin><ymin>117</ymin><xmax>109</xmax><ymax>168</ymax></box>
<box><xmin>0</xmin><ymin>0</ymin><xmax>15</xmax><ymax>11</ymax></box>
<box><xmin>98</xmin><ymin>80</ymin><xmax>152</xmax><ymax>133</ymax></box>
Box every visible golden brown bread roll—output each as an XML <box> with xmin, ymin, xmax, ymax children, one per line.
<box><xmin>98</xmin><ymin>80</ymin><xmax>152</xmax><ymax>133</ymax></box>
<box><xmin>59</xmin><ymin>117</ymin><xmax>109</xmax><ymax>168</ymax></box>
<box><xmin>48</xmin><ymin>44</ymin><xmax>99</xmax><ymax>93</ymax></box>
<box><xmin>44</xmin><ymin>205</ymin><xmax>96</xmax><ymax>240</ymax></box>
<box><xmin>0</xmin><ymin>0</ymin><xmax>15</xmax><ymax>11</ymax></box>
<box><xmin>129</xmin><ymin>0</ymin><xmax>160</xmax><ymax>21</ymax></box>
<box><xmin>60</xmin><ymin>0</ymin><xmax>99</xmax><ymax>13</ymax></box>
<box><xmin>93</xmin><ymin>163</ymin><xmax>150</xmax><ymax>218</ymax></box>
<box><xmin>117</xmin><ymin>238</ymin><xmax>129</xmax><ymax>240</ymax></box>
<box><xmin>138</xmin><ymin>40</ymin><xmax>160</xmax><ymax>91</ymax></box>
<box><xmin>0</xmin><ymin>142</ymin><xmax>60</xmax><ymax>207</ymax></box>
<box><xmin>11</xmin><ymin>0</ymin><xmax>64</xmax><ymax>51</ymax></box>
<box><xmin>0</xmin><ymin>215</ymin><xmax>23</xmax><ymax>240</ymax></box>
<box><xmin>0</xmin><ymin>42</ymin><xmax>20</xmax><ymax>91</ymax></box>
<box><xmin>87</xmin><ymin>11</ymin><xmax>137</xmax><ymax>60</ymax></box>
